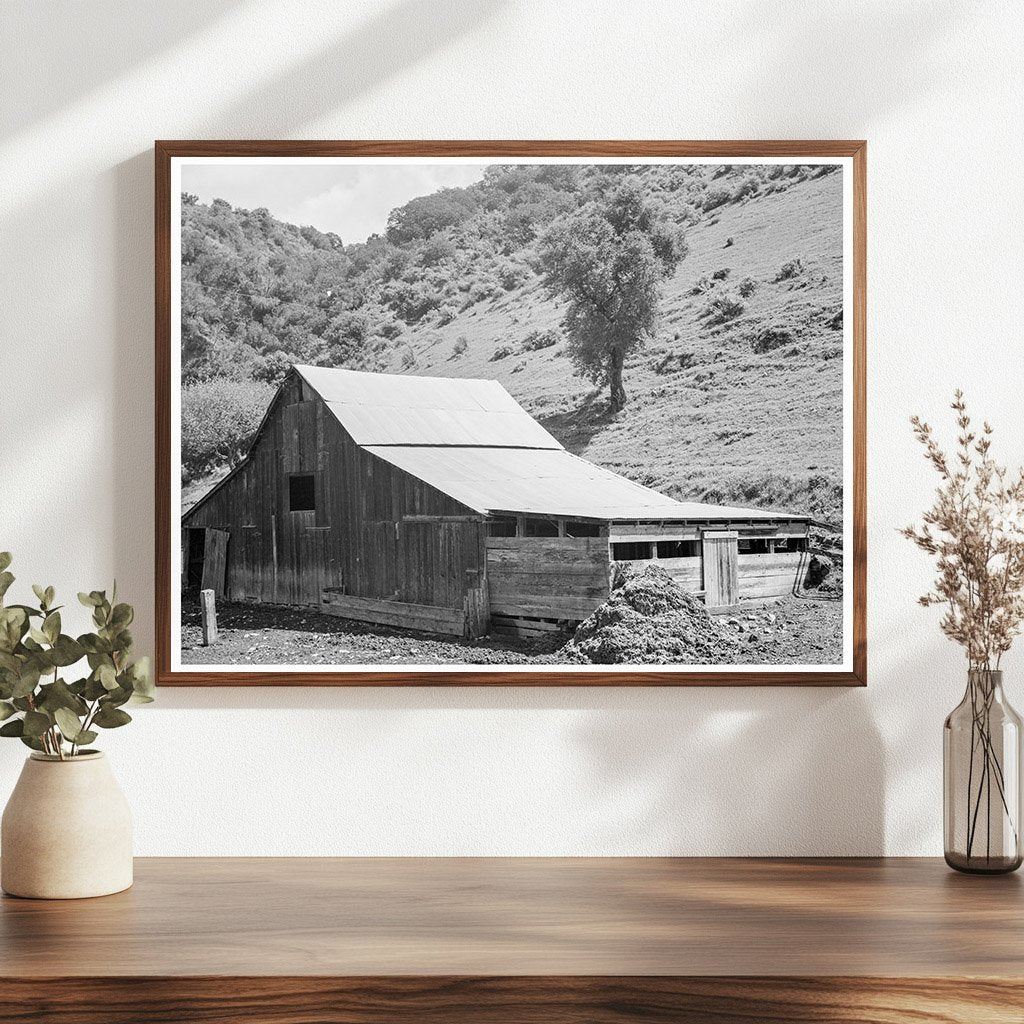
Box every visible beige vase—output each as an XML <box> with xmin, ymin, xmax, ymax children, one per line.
<box><xmin>1</xmin><ymin>751</ymin><xmax>133</xmax><ymax>899</ymax></box>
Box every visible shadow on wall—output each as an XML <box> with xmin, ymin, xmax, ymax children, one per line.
<box><xmin>1</xmin><ymin>1</ymin><xmax>245</xmax><ymax>138</ymax></box>
<box><xmin>149</xmin><ymin>679</ymin><xmax>886</xmax><ymax>856</ymax></box>
<box><xmin>572</xmin><ymin>687</ymin><xmax>885</xmax><ymax>856</ymax></box>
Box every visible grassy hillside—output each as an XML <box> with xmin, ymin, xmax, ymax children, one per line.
<box><xmin>392</xmin><ymin>176</ymin><xmax>844</xmax><ymax>521</ymax></box>
<box><xmin>181</xmin><ymin>166</ymin><xmax>844</xmax><ymax>523</ymax></box>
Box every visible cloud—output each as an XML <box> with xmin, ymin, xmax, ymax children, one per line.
<box><xmin>181</xmin><ymin>161</ymin><xmax>487</xmax><ymax>242</ymax></box>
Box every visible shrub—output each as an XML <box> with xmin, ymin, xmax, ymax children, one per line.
<box><xmin>702</xmin><ymin>188</ymin><xmax>731</xmax><ymax>212</ymax></box>
<box><xmin>451</xmin><ymin>335</ymin><xmax>468</xmax><ymax>358</ymax></box>
<box><xmin>705</xmin><ymin>293</ymin><xmax>744</xmax><ymax>324</ymax></box>
<box><xmin>711</xmin><ymin>268</ymin><xmax>730</xmax><ymax>281</ymax></box>
<box><xmin>181</xmin><ymin>377</ymin><xmax>274</xmax><ymax>482</ymax></box>
<box><xmin>689</xmin><ymin>274</ymin><xmax>714</xmax><ymax>296</ymax></box>
<box><xmin>521</xmin><ymin>328</ymin><xmax>559</xmax><ymax>352</ymax></box>
<box><xmin>489</xmin><ymin>343</ymin><xmax>515</xmax><ymax>362</ymax></box>
<box><xmin>750</xmin><ymin>327</ymin><xmax>796</xmax><ymax>353</ymax></box>
<box><xmin>495</xmin><ymin>258</ymin><xmax>529</xmax><ymax>291</ymax></box>
<box><xmin>775</xmin><ymin>257</ymin><xmax>805</xmax><ymax>281</ymax></box>
<box><xmin>399</xmin><ymin>343</ymin><xmax>417</xmax><ymax>370</ymax></box>
<box><xmin>733</xmin><ymin>175</ymin><xmax>760</xmax><ymax>201</ymax></box>
<box><xmin>655</xmin><ymin>351</ymin><xmax>695</xmax><ymax>375</ymax></box>
<box><xmin>738</xmin><ymin>276</ymin><xmax>757</xmax><ymax>298</ymax></box>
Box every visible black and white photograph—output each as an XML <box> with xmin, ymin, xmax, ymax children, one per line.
<box><xmin>166</xmin><ymin>150</ymin><xmax>856</xmax><ymax>677</ymax></box>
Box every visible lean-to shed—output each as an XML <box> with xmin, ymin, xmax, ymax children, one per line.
<box><xmin>182</xmin><ymin>366</ymin><xmax>813</xmax><ymax>637</ymax></box>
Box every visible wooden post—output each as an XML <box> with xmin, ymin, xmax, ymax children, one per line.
<box><xmin>200</xmin><ymin>589</ymin><xmax>218</xmax><ymax>646</ymax></box>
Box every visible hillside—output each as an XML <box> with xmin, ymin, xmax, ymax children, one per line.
<box><xmin>181</xmin><ymin>165</ymin><xmax>844</xmax><ymax>522</ymax></box>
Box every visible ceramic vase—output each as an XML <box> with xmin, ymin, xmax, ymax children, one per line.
<box><xmin>1</xmin><ymin>751</ymin><xmax>133</xmax><ymax>898</ymax></box>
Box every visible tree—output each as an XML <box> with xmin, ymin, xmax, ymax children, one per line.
<box><xmin>180</xmin><ymin>378</ymin><xmax>274</xmax><ymax>482</ymax></box>
<box><xmin>538</xmin><ymin>180</ymin><xmax>686</xmax><ymax>412</ymax></box>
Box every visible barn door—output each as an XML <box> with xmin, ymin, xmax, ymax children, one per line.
<box><xmin>702</xmin><ymin>530</ymin><xmax>738</xmax><ymax>610</ymax></box>
<box><xmin>201</xmin><ymin>528</ymin><xmax>229</xmax><ymax>598</ymax></box>
<box><xmin>298</xmin><ymin>528</ymin><xmax>326</xmax><ymax>606</ymax></box>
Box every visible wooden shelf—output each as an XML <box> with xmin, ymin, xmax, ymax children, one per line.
<box><xmin>2</xmin><ymin>857</ymin><xmax>1021</xmax><ymax>1022</ymax></box>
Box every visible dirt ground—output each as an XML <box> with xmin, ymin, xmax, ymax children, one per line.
<box><xmin>180</xmin><ymin>592</ymin><xmax>843</xmax><ymax>668</ymax></box>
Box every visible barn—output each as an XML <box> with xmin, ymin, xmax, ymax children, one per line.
<box><xmin>182</xmin><ymin>365</ymin><xmax>813</xmax><ymax>638</ymax></box>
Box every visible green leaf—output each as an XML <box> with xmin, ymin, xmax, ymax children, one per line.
<box><xmin>22</xmin><ymin>710</ymin><xmax>51</xmax><ymax>738</ymax></box>
<box><xmin>11</xmin><ymin>665</ymin><xmax>41</xmax><ymax>699</ymax></box>
<box><xmin>0</xmin><ymin>572</ymin><xmax>14</xmax><ymax>601</ymax></box>
<box><xmin>74</xmin><ymin>730</ymin><xmax>97</xmax><ymax>747</ymax></box>
<box><xmin>0</xmin><ymin>719</ymin><xmax>24</xmax><ymax>737</ymax></box>
<box><xmin>110</xmin><ymin>603</ymin><xmax>133</xmax><ymax>629</ymax></box>
<box><xmin>98</xmin><ymin>663</ymin><xmax>118</xmax><ymax>690</ymax></box>
<box><xmin>53</xmin><ymin>707</ymin><xmax>85</xmax><ymax>742</ymax></box>
<box><xmin>104</xmin><ymin>685</ymin><xmax>132</xmax><ymax>708</ymax></box>
<box><xmin>0</xmin><ymin>552</ymin><xmax>11</xmax><ymax>573</ymax></box>
<box><xmin>0</xmin><ymin>606</ymin><xmax>27</xmax><ymax>649</ymax></box>
<box><xmin>50</xmin><ymin>635</ymin><xmax>85</xmax><ymax>667</ymax></box>
<box><xmin>127</xmin><ymin>656</ymin><xmax>155</xmax><ymax>703</ymax></box>
<box><xmin>42</xmin><ymin>611</ymin><xmax>60</xmax><ymax>643</ymax></box>
<box><xmin>80</xmin><ymin>634</ymin><xmax>112</xmax><ymax>655</ymax></box>
<box><xmin>93</xmin><ymin>705</ymin><xmax>132</xmax><ymax>729</ymax></box>
<box><xmin>19</xmin><ymin>734</ymin><xmax>45</xmax><ymax>752</ymax></box>
<box><xmin>36</xmin><ymin>678</ymin><xmax>88</xmax><ymax>716</ymax></box>
<box><xmin>44</xmin><ymin>586</ymin><xmax>55</xmax><ymax>609</ymax></box>
<box><xmin>7</xmin><ymin>604</ymin><xmax>42</xmax><ymax>619</ymax></box>
<box><xmin>0</xmin><ymin>701</ymin><xmax>16</xmax><ymax>721</ymax></box>
<box><xmin>28</xmin><ymin>627</ymin><xmax>48</xmax><ymax>646</ymax></box>
<box><xmin>31</xmin><ymin>584</ymin><xmax>47</xmax><ymax>608</ymax></box>
<box><xmin>78</xmin><ymin>592</ymin><xmax>100</xmax><ymax>608</ymax></box>
<box><xmin>83</xmin><ymin>675</ymin><xmax>108</xmax><ymax>701</ymax></box>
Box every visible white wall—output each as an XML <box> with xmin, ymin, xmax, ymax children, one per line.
<box><xmin>1</xmin><ymin>0</ymin><xmax>1023</xmax><ymax>856</ymax></box>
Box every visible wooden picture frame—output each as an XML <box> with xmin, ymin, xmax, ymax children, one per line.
<box><xmin>156</xmin><ymin>140</ymin><xmax>866</xmax><ymax>686</ymax></box>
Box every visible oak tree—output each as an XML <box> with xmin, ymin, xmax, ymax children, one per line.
<box><xmin>538</xmin><ymin>180</ymin><xmax>686</xmax><ymax>412</ymax></box>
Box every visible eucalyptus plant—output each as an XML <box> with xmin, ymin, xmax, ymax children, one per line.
<box><xmin>0</xmin><ymin>552</ymin><xmax>153</xmax><ymax>759</ymax></box>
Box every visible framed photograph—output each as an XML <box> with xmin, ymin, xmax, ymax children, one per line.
<box><xmin>155</xmin><ymin>141</ymin><xmax>865</xmax><ymax>686</ymax></box>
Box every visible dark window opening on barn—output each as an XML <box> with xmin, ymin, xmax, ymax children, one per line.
<box><xmin>656</xmin><ymin>539</ymin><xmax>698</xmax><ymax>558</ymax></box>
<box><xmin>738</xmin><ymin>537</ymin><xmax>772</xmax><ymax>554</ymax></box>
<box><xmin>487</xmin><ymin>517</ymin><xmax>518</xmax><ymax>537</ymax></box>
<box><xmin>185</xmin><ymin>528</ymin><xmax>206</xmax><ymax>589</ymax></box>
<box><xmin>289</xmin><ymin>474</ymin><xmax>316</xmax><ymax>512</ymax></box>
<box><xmin>565</xmin><ymin>521</ymin><xmax>601</xmax><ymax>538</ymax></box>
<box><xmin>524</xmin><ymin>518</ymin><xmax>559</xmax><ymax>538</ymax></box>
<box><xmin>774</xmin><ymin>536</ymin><xmax>808</xmax><ymax>552</ymax></box>
<box><xmin>612</xmin><ymin>541</ymin><xmax>653</xmax><ymax>561</ymax></box>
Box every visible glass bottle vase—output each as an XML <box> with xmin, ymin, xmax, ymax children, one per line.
<box><xmin>944</xmin><ymin>669</ymin><xmax>1023</xmax><ymax>873</ymax></box>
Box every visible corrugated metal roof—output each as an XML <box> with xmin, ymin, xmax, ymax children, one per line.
<box><xmin>363</xmin><ymin>446</ymin><xmax>799</xmax><ymax>522</ymax></box>
<box><xmin>295</xmin><ymin>365</ymin><xmax>561</xmax><ymax>449</ymax></box>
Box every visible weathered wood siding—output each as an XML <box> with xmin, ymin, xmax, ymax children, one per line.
<box><xmin>182</xmin><ymin>375</ymin><xmax>486</xmax><ymax>613</ymax></box>
<box><xmin>702</xmin><ymin>532</ymin><xmax>739</xmax><ymax>608</ymax></box>
<box><xmin>737</xmin><ymin>551</ymin><xmax>808</xmax><ymax>599</ymax></box>
<box><xmin>485</xmin><ymin>537</ymin><xmax>609</xmax><ymax>621</ymax></box>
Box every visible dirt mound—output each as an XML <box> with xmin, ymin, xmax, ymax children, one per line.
<box><xmin>565</xmin><ymin>565</ymin><xmax>742</xmax><ymax>665</ymax></box>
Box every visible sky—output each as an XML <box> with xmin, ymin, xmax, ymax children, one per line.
<box><xmin>180</xmin><ymin>161</ymin><xmax>488</xmax><ymax>243</ymax></box>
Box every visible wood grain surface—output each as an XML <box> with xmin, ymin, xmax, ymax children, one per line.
<box><xmin>155</xmin><ymin>139</ymin><xmax>867</xmax><ymax>687</ymax></box>
<box><xmin>1</xmin><ymin>857</ymin><xmax>1019</xmax><ymax>1023</ymax></box>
